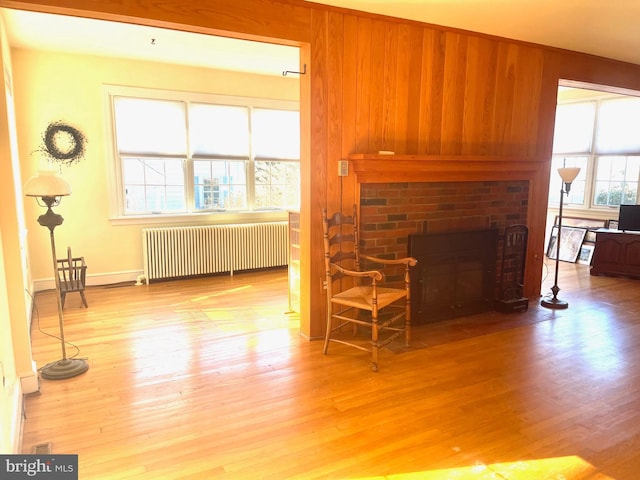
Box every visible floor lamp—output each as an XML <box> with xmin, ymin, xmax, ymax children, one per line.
<box><xmin>541</xmin><ymin>166</ymin><xmax>581</xmax><ymax>310</ymax></box>
<box><xmin>24</xmin><ymin>170</ymin><xmax>89</xmax><ymax>380</ymax></box>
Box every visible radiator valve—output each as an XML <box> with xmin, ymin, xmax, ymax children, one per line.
<box><xmin>135</xmin><ymin>275</ymin><xmax>147</xmax><ymax>286</ymax></box>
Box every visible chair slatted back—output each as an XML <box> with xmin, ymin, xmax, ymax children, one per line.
<box><xmin>323</xmin><ymin>206</ymin><xmax>361</xmax><ymax>290</ymax></box>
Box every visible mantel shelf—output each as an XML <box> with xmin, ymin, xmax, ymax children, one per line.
<box><xmin>348</xmin><ymin>153</ymin><xmax>542</xmax><ymax>183</ymax></box>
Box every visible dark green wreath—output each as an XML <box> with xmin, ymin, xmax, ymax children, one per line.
<box><xmin>39</xmin><ymin>121</ymin><xmax>87</xmax><ymax>165</ymax></box>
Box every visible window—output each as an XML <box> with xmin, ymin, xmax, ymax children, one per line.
<box><xmin>108</xmin><ymin>87</ymin><xmax>300</xmax><ymax>217</ymax></box>
<box><xmin>551</xmin><ymin>93</ymin><xmax>640</xmax><ymax>209</ymax></box>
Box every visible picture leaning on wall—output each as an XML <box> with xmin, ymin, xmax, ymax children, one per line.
<box><xmin>546</xmin><ymin>226</ymin><xmax>587</xmax><ymax>263</ymax></box>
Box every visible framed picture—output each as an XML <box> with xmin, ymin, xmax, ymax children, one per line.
<box><xmin>546</xmin><ymin>226</ymin><xmax>587</xmax><ymax>263</ymax></box>
<box><xmin>577</xmin><ymin>244</ymin><xmax>595</xmax><ymax>265</ymax></box>
<box><xmin>606</xmin><ymin>219</ymin><xmax>619</xmax><ymax>230</ymax></box>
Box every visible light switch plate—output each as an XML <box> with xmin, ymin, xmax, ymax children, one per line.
<box><xmin>338</xmin><ymin>160</ymin><xmax>349</xmax><ymax>177</ymax></box>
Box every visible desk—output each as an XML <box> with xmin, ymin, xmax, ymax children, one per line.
<box><xmin>590</xmin><ymin>230</ymin><xmax>640</xmax><ymax>279</ymax></box>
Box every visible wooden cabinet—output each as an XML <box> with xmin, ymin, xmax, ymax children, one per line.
<box><xmin>591</xmin><ymin>230</ymin><xmax>640</xmax><ymax>279</ymax></box>
<box><xmin>288</xmin><ymin>211</ymin><xmax>301</xmax><ymax>313</ymax></box>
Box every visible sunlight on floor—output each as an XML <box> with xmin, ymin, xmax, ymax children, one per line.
<box><xmin>353</xmin><ymin>455</ymin><xmax>611</xmax><ymax>479</ymax></box>
<box><xmin>170</xmin><ymin>284</ymin><xmax>254</xmax><ymax>308</ymax></box>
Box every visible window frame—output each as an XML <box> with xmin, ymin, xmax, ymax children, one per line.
<box><xmin>104</xmin><ymin>85</ymin><xmax>299</xmax><ymax>225</ymax></box>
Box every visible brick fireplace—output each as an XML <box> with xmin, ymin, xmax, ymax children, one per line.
<box><xmin>350</xmin><ymin>153</ymin><xmax>536</xmax><ymax>321</ymax></box>
<box><xmin>359</xmin><ymin>180</ymin><xmax>529</xmax><ymax>255</ymax></box>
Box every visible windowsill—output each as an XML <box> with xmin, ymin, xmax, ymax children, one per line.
<box><xmin>109</xmin><ymin>210</ymin><xmax>290</xmax><ymax>226</ymax></box>
<box><xmin>547</xmin><ymin>205</ymin><xmax>618</xmax><ymax>222</ymax></box>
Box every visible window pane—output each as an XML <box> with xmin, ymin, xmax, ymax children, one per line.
<box><xmin>145</xmin><ymin>159</ymin><xmax>167</xmax><ymax>185</ymax></box>
<box><xmin>114</xmin><ymin>98</ymin><xmax>187</xmax><ymax>155</ymax></box>
<box><xmin>626</xmin><ymin>158</ymin><xmax>640</xmax><ymax>182</ymax></box>
<box><xmin>124</xmin><ymin>185</ymin><xmax>145</xmax><ymax>212</ymax></box>
<box><xmin>193</xmin><ymin>161</ymin><xmax>213</xmax><ymax>209</ymax></box>
<box><xmin>122</xmin><ymin>157</ymin><xmax>186</xmax><ymax>213</ymax></box>
<box><xmin>593</xmin><ymin>155</ymin><xmax>640</xmax><ymax>206</ymax></box>
<box><xmin>224</xmin><ymin>185</ymin><xmax>247</xmax><ymax>209</ymax></box>
<box><xmin>252</xmin><ymin>109</ymin><xmax>300</xmax><ymax>159</ymax></box>
<box><xmin>552</xmin><ymin>102</ymin><xmax>596</xmax><ymax>154</ymax></box>
<box><xmin>595</xmin><ymin>97</ymin><xmax>640</xmax><ymax>153</ymax></box>
<box><xmin>254</xmin><ymin>160</ymin><xmax>300</xmax><ymax>209</ymax></box>
<box><xmin>193</xmin><ymin>160</ymin><xmax>247</xmax><ymax>210</ymax></box>
<box><xmin>549</xmin><ymin>156</ymin><xmax>587</xmax><ymax>206</ymax></box>
<box><xmin>190</xmin><ymin>104</ymin><xmax>249</xmax><ymax>157</ymax></box>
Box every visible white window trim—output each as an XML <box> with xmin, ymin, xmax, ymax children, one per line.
<box><xmin>103</xmin><ymin>84</ymin><xmax>298</xmax><ymax>225</ymax></box>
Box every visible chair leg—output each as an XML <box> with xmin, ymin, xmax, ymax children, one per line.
<box><xmin>371</xmin><ymin>313</ymin><xmax>379</xmax><ymax>372</ymax></box>
<box><xmin>60</xmin><ymin>292</ymin><xmax>66</xmax><ymax>309</ymax></box>
<box><xmin>405</xmin><ymin>299</ymin><xmax>411</xmax><ymax>346</ymax></box>
<box><xmin>80</xmin><ymin>291</ymin><xmax>88</xmax><ymax>308</ymax></box>
<box><xmin>323</xmin><ymin>303</ymin><xmax>332</xmax><ymax>355</ymax></box>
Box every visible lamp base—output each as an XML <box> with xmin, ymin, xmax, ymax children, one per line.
<box><xmin>540</xmin><ymin>295</ymin><xmax>569</xmax><ymax>309</ymax></box>
<box><xmin>40</xmin><ymin>358</ymin><xmax>89</xmax><ymax>380</ymax></box>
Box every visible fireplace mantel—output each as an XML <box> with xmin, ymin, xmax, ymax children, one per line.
<box><xmin>349</xmin><ymin>153</ymin><xmax>542</xmax><ymax>184</ymax></box>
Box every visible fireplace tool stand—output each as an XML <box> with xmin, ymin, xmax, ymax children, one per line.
<box><xmin>495</xmin><ymin>224</ymin><xmax>529</xmax><ymax>313</ymax></box>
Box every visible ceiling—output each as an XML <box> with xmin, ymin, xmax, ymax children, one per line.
<box><xmin>2</xmin><ymin>0</ymin><xmax>639</xmax><ymax>76</ymax></box>
<box><xmin>308</xmin><ymin>0</ymin><xmax>640</xmax><ymax>66</ymax></box>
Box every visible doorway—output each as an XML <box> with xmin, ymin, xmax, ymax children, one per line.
<box><xmin>544</xmin><ymin>80</ymin><xmax>640</xmax><ymax>288</ymax></box>
<box><xmin>3</xmin><ymin>7</ymin><xmax>307</xmax><ymax>331</ymax></box>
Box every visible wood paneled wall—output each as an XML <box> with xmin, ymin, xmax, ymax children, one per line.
<box><xmin>4</xmin><ymin>0</ymin><xmax>640</xmax><ymax>338</ymax></box>
<box><xmin>327</xmin><ymin>16</ymin><xmax>546</xmax><ymax>158</ymax></box>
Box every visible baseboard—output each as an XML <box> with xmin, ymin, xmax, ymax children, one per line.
<box><xmin>32</xmin><ymin>270</ymin><xmax>144</xmax><ymax>292</ymax></box>
<box><xmin>19</xmin><ymin>361</ymin><xmax>39</xmax><ymax>395</ymax></box>
<box><xmin>2</xmin><ymin>378</ymin><xmax>24</xmax><ymax>454</ymax></box>
<box><xmin>298</xmin><ymin>331</ymin><xmax>322</xmax><ymax>341</ymax></box>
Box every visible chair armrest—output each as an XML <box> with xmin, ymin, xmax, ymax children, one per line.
<box><xmin>330</xmin><ymin>263</ymin><xmax>383</xmax><ymax>281</ymax></box>
<box><xmin>361</xmin><ymin>254</ymin><xmax>417</xmax><ymax>267</ymax></box>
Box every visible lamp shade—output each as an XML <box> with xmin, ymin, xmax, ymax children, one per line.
<box><xmin>558</xmin><ymin>167</ymin><xmax>581</xmax><ymax>184</ymax></box>
<box><xmin>24</xmin><ymin>170</ymin><xmax>71</xmax><ymax>197</ymax></box>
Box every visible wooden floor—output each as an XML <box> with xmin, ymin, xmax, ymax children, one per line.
<box><xmin>21</xmin><ymin>262</ymin><xmax>640</xmax><ymax>479</ymax></box>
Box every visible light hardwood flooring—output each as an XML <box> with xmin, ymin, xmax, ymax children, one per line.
<box><xmin>21</xmin><ymin>262</ymin><xmax>640</xmax><ymax>479</ymax></box>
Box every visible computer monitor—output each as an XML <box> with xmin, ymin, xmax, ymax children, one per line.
<box><xmin>618</xmin><ymin>204</ymin><xmax>640</xmax><ymax>232</ymax></box>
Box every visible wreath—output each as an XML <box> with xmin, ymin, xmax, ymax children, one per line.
<box><xmin>38</xmin><ymin>121</ymin><xmax>87</xmax><ymax>165</ymax></box>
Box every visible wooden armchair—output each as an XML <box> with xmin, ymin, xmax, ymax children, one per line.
<box><xmin>57</xmin><ymin>247</ymin><xmax>88</xmax><ymax>309</ymax></box>
<box><xmin>322</xmin><ymin>205</ymin><xmax>417</xmax><ymax>371</ymax></box>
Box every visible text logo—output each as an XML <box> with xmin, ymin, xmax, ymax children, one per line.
<box><xmin>0</xmin><ymin>455</ymin><xmax>78</xmax><ymax>479</ymax></box>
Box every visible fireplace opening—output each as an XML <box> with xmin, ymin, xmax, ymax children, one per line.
<box><xmin>408</xmin><ymin>229</ymin><xmax>498</xmax><ymax>324</ymax></box>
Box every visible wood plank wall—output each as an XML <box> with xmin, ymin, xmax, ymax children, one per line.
<box><xmin>322</xmin><ymin>16</ymin><xmax>547</xmax><ymax>158</ymax></box>
<box><xmin>4</xmin><ymin>0</ymin><xmax>640</xmax><ymax>339</ymax></box>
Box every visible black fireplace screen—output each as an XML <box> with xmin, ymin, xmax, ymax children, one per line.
<box><xmin>408</xmin><ymin>230</ymin><xmax>498</xmax><ymax>323</ymax></box>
